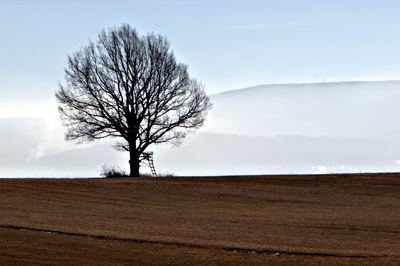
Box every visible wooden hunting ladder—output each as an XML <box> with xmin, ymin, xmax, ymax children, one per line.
<box><xmin>140</xmin><ymin>152</ymin><xmax>157</xmax><ymax>177</ymax></box>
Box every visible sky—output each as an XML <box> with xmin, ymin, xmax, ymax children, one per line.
<box><xmin>1</xmin><ymin>0</ymin><xmax>400</xmax><ymax>118</ymax></box>
<box><xmin>1</xmin><ymin>0</ymin><xmax>400</xmax><ymax>176</ymax></box>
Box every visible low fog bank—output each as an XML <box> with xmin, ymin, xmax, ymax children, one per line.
<box><xmin>1</xmin><ymin>80</ymin><xmax>400</xmax><ymax>177</ymax></box>
<box><xmin>153</xmin><ymin>133</ymin><xmax>400</xmax><ymax>176</ymax></box>
<box><xmin>156</xmin><ymin>80</ymin><xmax>400</xmax><ymax>175</ymax></box>
<box><xmin>0</xmin><ymin>118</ymin><xmax>127</xmax><ymax>177</ymax></box>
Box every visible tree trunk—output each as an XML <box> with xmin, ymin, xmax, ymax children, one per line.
<box><xmin>129</xmin><ymin>149</ymin><xmax>140</xmax><ymax>177</ymax></box>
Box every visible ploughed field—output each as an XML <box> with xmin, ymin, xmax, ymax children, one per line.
<box><xmin>1</xmin><ymin>173</ymin><xmax>400</xmax><ymax>265</ymax></box>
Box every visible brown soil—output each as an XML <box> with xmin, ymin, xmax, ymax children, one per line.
<box><xmin>1</xmin><ymin>173</ymin><xmax>400</xmax><ymax>265</ymax></box>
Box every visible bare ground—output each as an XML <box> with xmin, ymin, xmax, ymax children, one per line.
<box><xmin>1</xmin><ymin>173</ymin><xmax>400</xmax><ymax>265</ymax></box>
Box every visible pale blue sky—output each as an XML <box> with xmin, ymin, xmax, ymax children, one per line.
<box><xmin>1</xmin><ymin>0</ymin><xmax>400</xmax><ymax>117</ymax></box>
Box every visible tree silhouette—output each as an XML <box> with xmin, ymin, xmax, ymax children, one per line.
<box><xmin>56</xmin><ymin>24</ymin><xmax>212</xmax><ymax>176</ymax></box>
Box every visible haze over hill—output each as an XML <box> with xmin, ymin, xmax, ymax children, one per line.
<box><xmin>156</xmin><ymin>80</ymin><xmax>400</xmax><ymax>175</ymax></box>
<box><xmin>204</xmin><ymin>80</ymin><xmax>400</xmax><ymax>138</ymax></box>
<box><xmin>1</xmin><ymin>80</ymin><xmax>400</xmax><ymax>177</ymax></box>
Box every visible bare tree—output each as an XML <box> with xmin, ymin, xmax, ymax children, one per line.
<box><xmin>56</xmin><ymin>24</ymin><xmax>212</xmax><ymax>177</ymax></box>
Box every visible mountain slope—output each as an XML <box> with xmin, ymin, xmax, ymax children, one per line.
<box><xmin>204</xmin><ymin>80</ymin><xmax>400</xmax><ymax>138</ymax></box>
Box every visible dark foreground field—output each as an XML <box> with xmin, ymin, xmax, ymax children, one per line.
<box><xmin>1</xmin><ymin>173</ymin><xmax>400</xmax><ymax>265</ymax></box>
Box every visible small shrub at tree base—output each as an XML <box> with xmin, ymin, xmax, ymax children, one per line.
<box><xmin>100</xmin><ymin>165</ymin><xmax>128</xmax><ymax>178</ymax></box>
<box><xmin>161</xmin><ymin>172</ymin><xmax>175</xmax><ymax>178</ymax></box>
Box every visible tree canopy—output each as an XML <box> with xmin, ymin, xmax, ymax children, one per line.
<box><xmin>56</xmin><ymin>24</ymin><xmax>212</xmax><ymax>176</ymax></box>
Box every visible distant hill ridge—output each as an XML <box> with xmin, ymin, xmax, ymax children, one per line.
<box><xmin>214</xmin><ymin>80</ymin><xmax>400</xmax><ymax>96</ymax></box>
<box><xmin>205</xmin><ymin>79</ymin><xmax>400</xmax><ymax>139</ymax></box>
